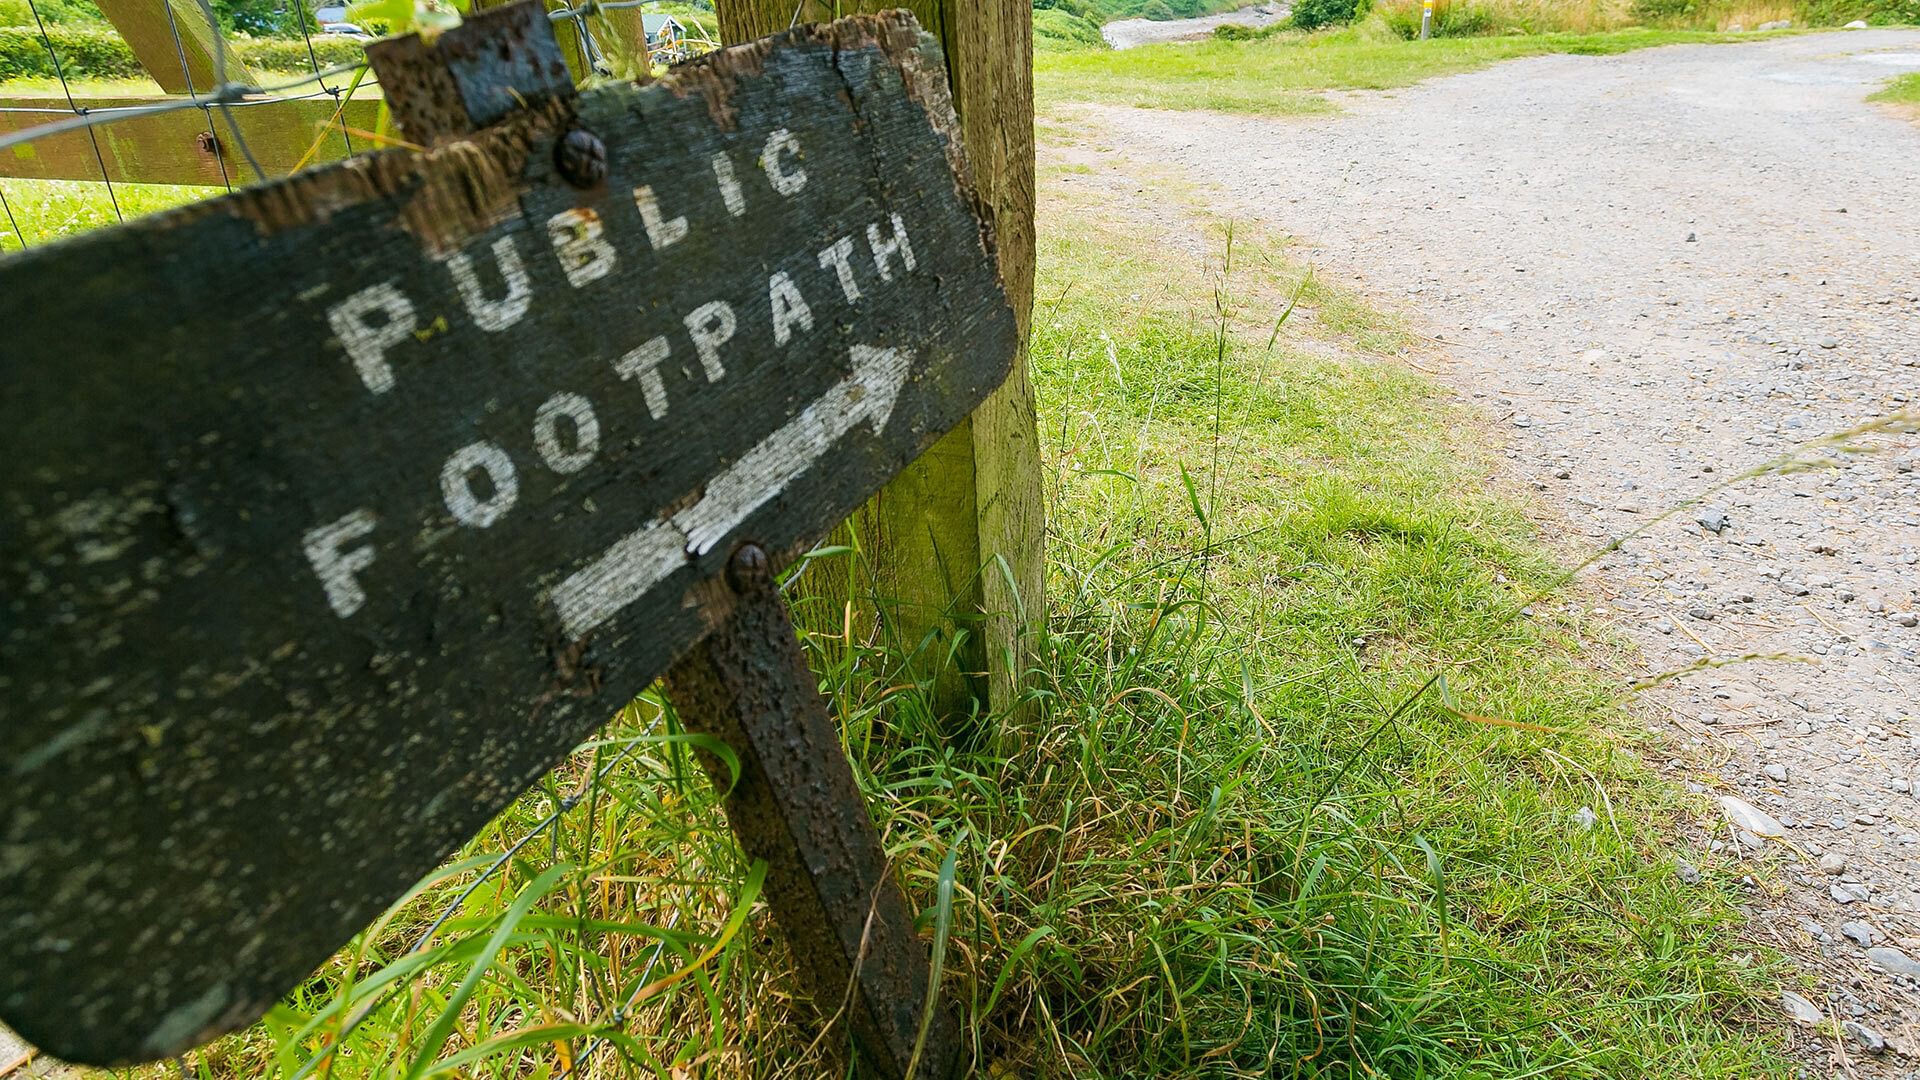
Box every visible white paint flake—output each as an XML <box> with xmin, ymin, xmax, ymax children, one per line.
<box><xmin>327</xmin><ymin>282</ymin><xmax>416</xmax><ymax>394</ymax></box>
<box><xmin>533</xmin><ymin>392</ymin><xmax>601</xmax><ymax>474</ymax></box>
<box><xmin>762</xmin><ymin>128</ymin><xmax>807</xmax><ymax>196</ymax></box>
<box><xmin>440</xmin><ymin>441</ymin><xmax>520</xmax><ymax>528</ymax></box>
<box><xmin>867</xmin><ymin>213</ymin><xmax>916</xmax><ymax>282</ymax></box>
<box><xmin>547</xmin><ymin>208</ymin><xmax>617</xmax><ymax>288</ymax></box>
<box><xmin>446</xmin><ymin>235</ymin><xmax>533</xmax><ymax>332</ymax></box>
<box><xmin>768</xmin><ymin>271</ymin><xmax>814</xmax><ymax>346</ymax></box>
<box><xmin>303</xmin><ymin>509</ymin><xmax>378</xmax><ymax>618</ymax></box>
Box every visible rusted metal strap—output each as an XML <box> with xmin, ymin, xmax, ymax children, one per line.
<box><xmin>664</xmin><ymin>545</ymin><xmax>963</xmax><ymax>1080</ymax></box>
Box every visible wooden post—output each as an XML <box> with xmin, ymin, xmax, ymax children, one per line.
<box><xmin>664</xmin><ymin>546</ymin><xmax>961</xmax><ymax>1080</ymax></box>
<box><xmin>92</xmin><ymin>0</ymin><xmax>256</xmax><ymax>95</ymax></box>
<box><xmin>716</xmin><ymin>0</ymin><xmax>1042</xmax><ymax>721</ymax></box>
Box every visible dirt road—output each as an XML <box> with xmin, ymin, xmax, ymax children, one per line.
<box><xmin>1083</xmin><ymin>30</ymin><xmax>1920</xmax><ymax>1069</ymax></box>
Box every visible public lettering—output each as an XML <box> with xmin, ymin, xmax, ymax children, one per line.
<box><xmin>447</xmin><ymin>236</ymin><xmax>533</xmax><ymax>332</ymax></box>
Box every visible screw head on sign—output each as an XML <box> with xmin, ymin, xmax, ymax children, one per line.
<box><xmin>554</xmin><ymin>128</ymin><xmax>609</xmax><ymax>189</ymax></box>
<box><xmin>726</xmin><ymin>543</ymin><xmax>771</xmax><ymax>593</ymax></box>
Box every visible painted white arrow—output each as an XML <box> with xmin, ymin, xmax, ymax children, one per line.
<box><xmin>549</xmin><ymin>344</ymin><xmax>913</xmax><ymax>638</ymax></box>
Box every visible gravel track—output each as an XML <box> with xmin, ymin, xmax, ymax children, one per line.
<box><xmin>1082</xmin><ymin>30</ymin><xmax>1920</xmax><ymax>1069</ymax></box>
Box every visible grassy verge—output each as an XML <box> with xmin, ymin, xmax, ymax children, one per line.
<box><xmin>1007</xmin><ymin>160</ymin><xmax>1786</xmax><ymax>1076</ymax></box>
<box><xmin>1871</xmin><ymin>70</ymin><xmax>1920</xmax><ymax>117</ymax></box>
<box><xmin>13</xmin><ymin>134</ymin><xmax>1790</xmax><ymax>1076</ymax></box>
<box><xmin>0</xmin><ymin>178</ymin><xmax>217</xmax><ymax>251</ymax></box>
<box><xmin>1036</xmin><ymin>25</ymin><xmax>1738</xmax><ymax>114</ymax></box>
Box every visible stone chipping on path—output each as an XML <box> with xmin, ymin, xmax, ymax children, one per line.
<box><xmin>1079</xmin><ymin>29</ymin><xmax>1920</xmax><ymax>1071</ymax></box>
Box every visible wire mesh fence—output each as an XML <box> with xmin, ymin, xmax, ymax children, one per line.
<box><xmin>0</xmin><ymin>0</ymin><xmax>721</xmax><ymax>249</ymax></box>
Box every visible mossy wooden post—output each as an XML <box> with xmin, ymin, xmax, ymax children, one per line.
<box><xmin>92</xmin><ymin>0</ymin><xmax>256</xmax><ymax>94</ymax></box>
<box><xmin>717</xmin><ymin>0</ymin><xmax>1042</xmax><ymax>720</ymax></box>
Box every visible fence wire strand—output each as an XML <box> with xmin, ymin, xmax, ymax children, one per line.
<box><xmin>152</xmin><ymin>0</ymin><xmax>234</xmax><ymax>191</ymax></box>
<box><xmin>0</xmin><ymin>182</ymin><xmax>23</xmax><ymax>250</ymax></box>
<box><xmin>0</xmin><ymin>1</ymin><xmax>702</xmax><ymax>168</ymax></box>
<box><xmin>191</xmin><ymin>0</ymin><xmax>267</xmax><ymax>181</ymax></box>
<box><xmin>288</xmin><ymin>0</ymin><xmax>354</xmax><ymax>158</ymax></box>
<box><xmin>23</xmin><ymin>0</ymin><xmax>124</xmax><ymax>219</ymax></box>
<box><xmin>0</xmin><ymin>59</ymin><xmax>373</xmax><ymax>159</ymax></box>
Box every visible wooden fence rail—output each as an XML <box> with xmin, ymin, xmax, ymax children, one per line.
<box><xmin>0</xmin><ymin>94</ymin><xmax>374</xmax><ymax>183</ymax></box>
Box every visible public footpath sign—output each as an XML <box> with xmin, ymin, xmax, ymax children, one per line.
<box><xmin>0</xmin><ymin>8</ymin><xmax>1015</xmax><ymax>1072</ymax></box>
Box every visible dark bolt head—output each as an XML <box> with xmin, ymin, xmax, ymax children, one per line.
<box><xmin>727</xmin><ymin>543</ymin><xmax>771</xmax><ymax>593</ymax></box>
<box><xmin>554</xmin><ymin>129</ymin><xmax>608</xmax><ymax>189</ymax></box>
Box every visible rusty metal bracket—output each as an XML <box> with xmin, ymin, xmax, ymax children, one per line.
<box><xmin>664</xmin><ymin>545</ymin><xmax>963</xmax><ymax>1080</ymax></box>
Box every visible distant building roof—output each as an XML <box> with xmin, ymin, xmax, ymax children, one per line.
<box><xmin>641</xmin><ymin>14</ymin><xmax>683</xmax><ymax>34</ymax></box>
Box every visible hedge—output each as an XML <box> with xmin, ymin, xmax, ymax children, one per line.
<box><xmin>0</xmin><ymin>24</ymin><xmax>366</xmax><ymax>82</ymax></box>
<box><xmin>0</xmin><ymin>24</ymin><xmax>143</xmax><ymax>80</ymax></box>
<box><xmin>235</xmin><ymin>36</ymin><xmax>368</xmax><ymax>72</ymax></box>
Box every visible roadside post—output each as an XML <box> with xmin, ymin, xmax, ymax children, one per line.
<box><xmin>716</xmin><ymin>0</ymin><xmax>1044</xmax><ymax>725</ymax></box>
<box><xmin>1421</xmin><ymin>0</ymin><xmax>1435</xmax><ymax>38</ymax></box>
<box><xmin>0</xmin><ymin>7</ymin><xmax>1012</xmax><ymax>1077</ymax></box>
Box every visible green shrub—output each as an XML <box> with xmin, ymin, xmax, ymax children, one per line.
<box><xmin>1034</xmin><ymin>0</ymin><xmax>1099</xmax><ymax>17</ymax></box>
<box><xmin>234</xmin><ymin>34</ymin><xmax>366</xmax><ymax>72</ymax></box>
<box><xmin>1374</xmin><ymin>0</ymin><xmax>1503</xmax><ymax>36</ymax></box>
<box><xmin>1800</xmin><ymin>0</ymin><xmax>1920</xmax><ymax>21</ymax></box>
<box><xmin>0</xmin><ymin>24</ymin><xmax>141</xmax><ymax>79</ymax></box>
<box><xmin>0</xmin><ymin>23</ymin><xmax>366</xmax><ymax>81</ymax></box>
<box><xmin>212</xmin><ymin>0</ymin><xmax>312</xmax><ymax>36</ymax></box>
<box><xmin>1628</xmin><ymin>0</ymin><xmax>1700</xmax><ymax>22</ymax></box>
<box><xmin>0</xmin><ymin>0</ymin><xmax>107</xmax><ymax>26</ymax></box>
<box><xmin>1034</xmin><ymin>6</ymin><xmax>1106</xmax><ymax>49</ymax></box>
<box><xmin>1292</xmin><ymin>0</ymin><xmax>1366</xmax><ymax>28</ymax></box>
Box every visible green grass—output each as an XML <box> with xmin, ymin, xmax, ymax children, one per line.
<box><xmin>8</xmin><ymin>139</ymin><xmax>1793</xmax><ymax>1077</ymax></box>
<box><xmin>0</xmin><ymin>177</ymin><xmax>217</xmax><ymax>251</ymax></box>
<box><xmin>0</xmin><ymin>74</ymin><xmax>386</xmax><ymax>95</ymax></box>
<box><xmin>1007</xmin><ymin>172</ymin><xmax>1787</xmax><ymax>1076</ymax></box>
<box><xmin>0</xmin><ymin>73</ymin><xmax>168</xmax><ymax>94</ymax></box>
<box><xmin>1036</xmin><ymin>25</ymin><xmax>1739</xmax><ymax>114</ymax></box>
<box><xmin>1871</xmin><ymin>70</ymin><xmax>1920</xmax><ymax>108</ymax></box>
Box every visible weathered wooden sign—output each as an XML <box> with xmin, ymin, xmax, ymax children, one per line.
<box><xmin>0</xmin><ymin>7</ymin><xmax>1013</xmax><ymax>1072</ymax></box>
